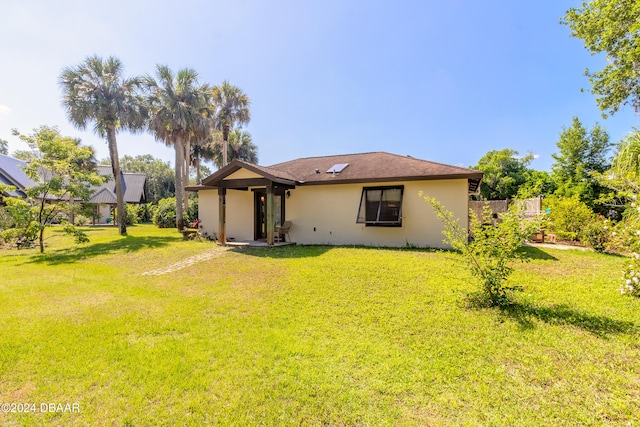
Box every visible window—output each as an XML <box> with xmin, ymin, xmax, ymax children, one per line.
<box><xmin>356</xmin><ymin>186</ymin><xmax>404</xmax><ymax>226</ymax></box>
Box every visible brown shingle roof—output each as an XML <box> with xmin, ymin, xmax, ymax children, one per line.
<box><xmin>269</xmin><ymin>152</ymin><xmax>483</xmax><ymax>185</ymax></box>
<box><xmin>197</xmin><ymin>152</ymin><xmax>483</xmax><ymax>192</ymax></box>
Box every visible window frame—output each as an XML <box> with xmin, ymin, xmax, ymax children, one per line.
<box><xmin>356</xmin><ymin>185</ymin><xmax>404</xmax><ymax>227</ymax></box>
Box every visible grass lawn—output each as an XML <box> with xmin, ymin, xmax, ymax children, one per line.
<box><xmin>0</xmin><ymin>224</ymin><xmax>639</xmax><ymax>426</ymax></box>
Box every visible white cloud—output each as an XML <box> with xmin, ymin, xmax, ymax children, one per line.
<box><xmin>0</xmin><ymin>105</ymin><xmax>10</xmax><ymax>117</ymax></box>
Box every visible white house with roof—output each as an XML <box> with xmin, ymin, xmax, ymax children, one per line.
<box><xmin>188</xmin><ymin>152</ymin><xmax>483</xmax><ymax>248</ymax></box>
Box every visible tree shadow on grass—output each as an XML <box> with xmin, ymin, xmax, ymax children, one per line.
<box><xmin>231</xmin><ymin>244</ymin><xmax>333</xmax><ymax>259</ymax></box>
<box><xmin>497</xmin><ymin>301</ymin><xmax>638</xmax><ymax>338</ymax></box>
<box><xmin>25</xmin><ymin>235</ymin><xmax>177</xmax><ymax>265</ymax></box>
<box><xmin>517</xmin><ymin>246</ymin><xmax>558</xmax><ymax>261</ymax></box>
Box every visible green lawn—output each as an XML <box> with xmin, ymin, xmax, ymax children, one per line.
<box><xmin>0</xmin><ymin>224</ymin><xmax>638</xmax><ymax>426</ymax></box>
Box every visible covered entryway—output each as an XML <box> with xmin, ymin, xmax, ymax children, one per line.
<box><xmin>187</xmin><ymin>160</ymin><xmax>297</xmax><ymax>246</ymax></box>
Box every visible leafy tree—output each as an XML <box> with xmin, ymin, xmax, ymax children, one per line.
<box><xmin>101</xmin><ymin>154</ymin><xmax>175</xmax><ymax>203</ymax></box>
<box><xmin>611</xmin><ymin>129</ymin><xmax>640</xmax><ymax>183</ymax></box>
<box><xmin>10</xmin><ymin>126</ymin><xmax>104</xmax><ymax>252</ymax></box>
<box><xmin>209</xmin><ymin>129</ymin><xmax>258</xmax><ymax>169</ymax></box>
<box><xmin>593</xmin><ymin>129</ymin><xmax>640</xmax><ymax>215</ymax></box>
<box><xmin>211</xmin><ymin>81</ymin><xmax>251</xmax><ymax>167</ymax></box>
<box><xmin>562</xmin><ymin>0</ymin><xmax>640</xmax><ymax>116</ymax></box>
<box><xmin>0</xmin><ymin>138</ymin><xmax>7</xmax><ymax>155</ymax></box>
<box><xmin>60</xmin><ymin>55</ymin><xmax>147</xmax><ymax>235</ymax></box>
<box><xmin>11</xmin><ymin>150</ymin><xmax>36</xmax><ymax>162</ymax></box>
<box><xmin>472</xmin><ymin>149</ymin><xmax>533</xmax><ymax>200</ymax></box>
<box><xmin>516</xmin><ymin>170</ymin><xmax>557</xmax><ymax>199</ymax></box>
<box><xmin>551</xmin><ymin>117</ymin><xmax>611</xmax><ymax>208</ymax></box>
<box><xmin>144</xmin><ymin>66</ymin><xmax>209</xmax><ymax>230</ymax></box>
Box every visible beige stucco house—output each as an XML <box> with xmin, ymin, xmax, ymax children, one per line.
<box><xmin>188</xmin><ymin>152</ymin><xmax>483</xmax><ymax>248</ymax></box>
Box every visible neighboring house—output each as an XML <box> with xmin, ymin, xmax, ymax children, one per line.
<box><xmin>188</xmin><ymin>152</ymin><xmax>483</xmax><ymax>248</ymax></box>
<box><xmin>88</xmin><ymin>166</ymin><xmax>147</xmax><ymax>224</ymax></box>
<box><xmin>0</xmin><ymin>153</ymin><xmax>37</xmax><ymax>201</ymax></box>
<box><xmin>0</xmin><ymin>155</ymin><xmax>146</xmax><ymax>222</ymax></box>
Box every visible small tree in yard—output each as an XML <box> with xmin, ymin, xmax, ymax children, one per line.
<box><xmin>10</xmin><ymin>126</ymin><xmax>104</xmax><ymax>253</ymax></box>
<box><xmin>422</xmin><ymin>193</ymin><xmax>537</xmax><ymax>306</ymax></box>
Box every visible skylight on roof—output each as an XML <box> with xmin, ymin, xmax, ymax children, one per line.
<box><xmin>326</xmin><ymin>163</ymin><xmax>349</xmax><ymax>174</ymax></box>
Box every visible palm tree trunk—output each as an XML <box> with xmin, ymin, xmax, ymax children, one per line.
<box><xmin>175</xmin><ymin>136</ymin><xmax>185</xmax><ymax>231</ymax></box>
<box><xmin>195</xmin><ymin>154</ymin><xmax>202</xmax><ymax>184</ymax></box>
<box><xmin>222</xmin><ymin>126</ymin><xmax>229</xmax><ymax>167</ymax></box>
<box><xmin>107</xmin><ymin>123</ymin><xmax>127</xmax><ymax>235</ymax></box>
<box><xmin>184</xmin><ymin>135</ymin><xmax>191</xmax><ymax>212</ymax></box>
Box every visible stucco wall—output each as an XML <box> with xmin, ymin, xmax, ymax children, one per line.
<box><xmin>198</xmin><ymin>179</ymin><xmax>469</xmax><ymax>248</ymax></box>
<box><xmin>198</xmin><ymin>188</ymin><xmax>254</xmax><ymax>241</ymax></box>
<box><xmin>198</xmin><ymin>190</ymin><xmax>219</xmax><ymax>238</ymax></box>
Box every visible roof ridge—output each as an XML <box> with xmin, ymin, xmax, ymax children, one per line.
<box><xmin>271</xmin><ymin>151</ymin><xmax>385</xmax><ymax>164</ymax></box>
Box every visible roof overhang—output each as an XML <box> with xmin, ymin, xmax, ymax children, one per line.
<box><xmin>197</xmin><ymin>160</ymin><xmax>297</xmax><ymax>189</ymax></box>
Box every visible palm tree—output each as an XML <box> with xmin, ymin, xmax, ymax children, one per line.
<box><xmin>144</xmin><ymin>65</ymin><xmax>209</xmax><ymax>230</ymax></box>
<box><xmin>191</xmin><ymin>129</ymin><xmax>222</xmax><ymax>184</ymax></box>
<box><xmin>60</xmin><ymin>55</ymin><xmax>146</xmax><ymax>235</ymax></box>
<box><xmin>612</xmin><ymin>129</ymin><xmax>640</xmax><ymax>182</ymax></box>
<box><xmin>209</xmin><ymin>129</ymin><xmax>258</xmax><ymax>169</ymax></box>
<box><xmin>211</xmin><ymin>81</ymin><xmax>251</xmax><ymax>167</ymax></box>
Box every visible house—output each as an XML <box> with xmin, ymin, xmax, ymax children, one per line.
<box><xmin>188</xmin><ymin>152</ymin><xmax>483</xmax><ymax>248</ymax></box>
<box><xmin>0</xmin><ymin>154</ymin><xmax>146</xmax><ymax>222</ymax></box>
<box><xmin>0</xmin><ymin>153</ymin><xmax>38</xmax><ymax>201</ymax></box>
<box><xmin>88</xmin><ymin>166</ymin><xmax>147</xmax><ymax>224</ymax></box>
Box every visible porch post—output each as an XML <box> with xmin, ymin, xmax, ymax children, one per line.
<box><xmin>218</xmin><ymin>187</ymin><xmax>226</xmax><ymax>244</ymax></box>
<box><xmin>266</xmin><ymin>183</ymin><xmax>275</xmax><ymax>247</ymax></box>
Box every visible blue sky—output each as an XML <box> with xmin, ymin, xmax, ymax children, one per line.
<box><xmin>0</xmin><ymin>0</ymin><xmax>637</xmax><ymax>172</ymax></box>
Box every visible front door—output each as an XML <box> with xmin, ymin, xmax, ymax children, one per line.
<box><xmin>254</xmin><ymin>189</ymin><xmax>284</xmax><ymax>240</ymax></box>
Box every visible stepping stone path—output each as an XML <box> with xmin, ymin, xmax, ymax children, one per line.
<box><xmin>141</xmin><ymin>247</ymin><xmax>229</xmax><ymax>276</ymax></box>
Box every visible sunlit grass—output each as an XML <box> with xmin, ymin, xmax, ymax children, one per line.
<box><xmin>0</xmin><ymin>225</ymin><xmax>638</xmax><ymax>425</ymax></box>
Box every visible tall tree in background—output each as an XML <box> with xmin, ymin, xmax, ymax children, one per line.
<box><xmin>211</xmin><ymin>81</ymin><xmax>250</xmax><ymax>167</ymax></box>
<box><xmin>59</xmin><ymin>55</ymin><xmax>146</xmax><ymax>235</ymax></box>
<box><xmin>472</xmin><ymin>148</ymin><xmax>533</xmax><ymax>200</ymax></box>
<box><xmin>144</xmin><ymin>66</ymin><xmax>209</xmax><ymax>230</ymax></box>
<box><xmin>0</xmin><ymin>138</ymin><xmax>7</xmax><ymax>155</ymax></box>
<box><xmin>516</xmin><ymin>170</ymin><xmax>557</xmax><ymax>199</ymax></box>
<box><xmin>210</xmin><ymin>129</ymin><xmax>258</xmax><ymax>169</ymax></box>
<box><xmin>551</xmin><ymin>117</ymin><xmax>611</xmax><ymax>208</ymax></box>
<box><xmin>562</xmin><ymin>0</ymin><xmax>640</xmax><ymax>116</ymax></box>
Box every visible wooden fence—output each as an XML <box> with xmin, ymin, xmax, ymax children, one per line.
<box><xmin>470</xmin><ymin>196</ymin><xmax>542</xmax><ymax>223</ymax></box>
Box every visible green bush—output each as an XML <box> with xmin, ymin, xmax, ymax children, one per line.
<box><xmin>423</xmin><ymin>195</ymin><xmax>536</xmax><ymax>306</ymax></box>
<box><xmin>545</xmin><ymin>195</ymin><xmax>595</xmax><ymax>241</ymax></box>
<box><xmin>579</xmin><ymin>217</ymin><xmax>610</xmax><ymax>252</ymax></box>
<box><xmin>186</xmin><ymin>195</ymin><xmax>198</xmax><ymax>225</ymax></box>
<box><xmin>137</xmin><ymin>203</ymin><xmax>156</xmax><ymax>223</ymax></box>
<box><xmin>153</xmin><ymin>198</ymin><xmax>176</xmax><ymax>229</ymax></box>
<box><xmin>125</xmin><ymin>204</ymin><xmax>139</xmax><ymax>226</ymax></box>
<box><xmin>73</xmin><ymin>214</ymin><xmax>91</xmax><ymax>226</ymax></box>
<box><xmin>0</xmin><ymin>198</ymin><xmax>39</xmax><ymax>248</ymax></box>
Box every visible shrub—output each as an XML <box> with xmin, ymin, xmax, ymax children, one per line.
<box><xmin>186</xmin><ymin>195</ymin><xmax>198</xmax><ymax>224</ymax></box>
<box><xmin>0</xmin><ymin>198</ymin><xmax>39</xmax><ymax>248</ymax></box>
<box><xmin>125</xmin><ymin>204</ymin><xmax>139</xmax><ymax>226</ymax></box>
<box><xmin>153</xmin><ymin>198</ymin><xmax>176</xmax><ymax>229</ymax></box>
<box><xmin>545</xmin><ymin>195</ymin><xmax>595</xmax><ymax>241</ymax></box>
<box><xmin>73</xmin><ymin>214</ymin><xmax>91</xmax><ymax>226</ymax></box>
<box><xmin>609</xmin><ymin>202</ymin><xmax>640</xmax><ymax>297</ymax></box>
<box><xmin>422</xmin><ymin>195</ymin><xmax>536</xmax><ymax>306</ymax></box>
<box><xmin>579</xmin><ymin>217</ymin><xmax>610</xmax><ymax>252</ymax></box>
<box><xmin>137</xmin><ymin>203</ymin><xmax>156</xmax><ymax>223</ymax></box>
